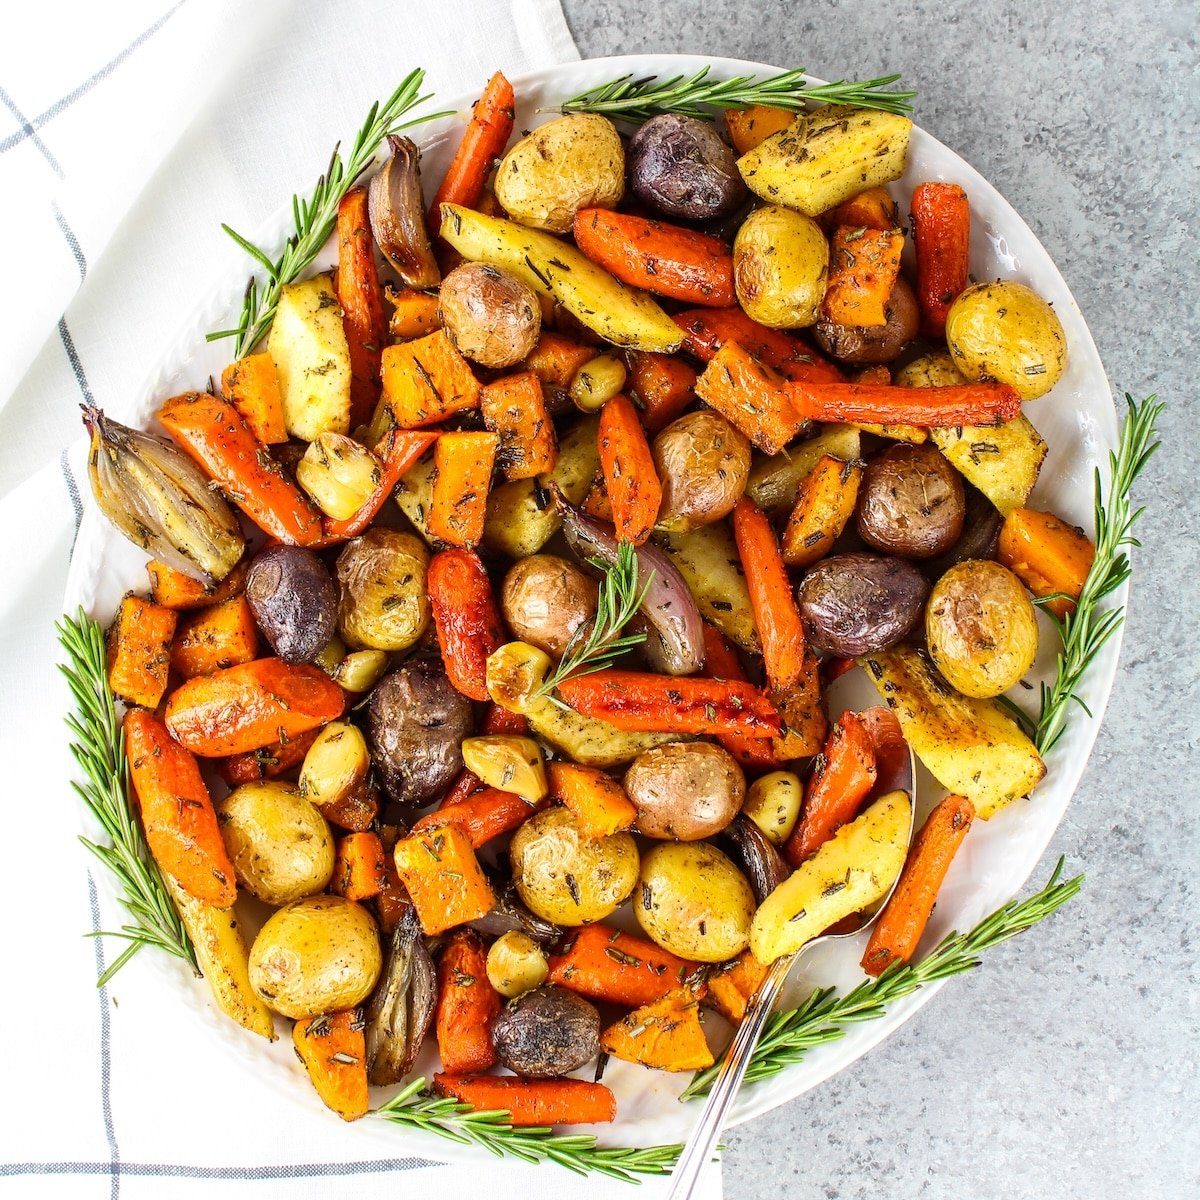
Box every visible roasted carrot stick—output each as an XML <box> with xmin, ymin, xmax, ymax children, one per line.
<box><xmin>861</xmin><ymin>793</ymin><xmax>975</xmax><ymax>975</ymax></box>
<box><xmin>387</xmin><ymin>288</ymin><xmax>442</xmax><ymax>340</ymax></box>
<box><xmin>332</xmin><ymin>831</ymin><xmax>388</xmax><ymax>902</ymax></box>
<box><xmin>547</xmin><ymin>762</ymin><xmax>637</xmax><ymax>837</ymax></box>
<box><xmin>911</xmin><ymin>182</ymin><xmax>971</xmax><ymax>337</ymax></box>
<box><xmin>733</xmin><ymin>497</ymin><xmax>809</xmax><ymax>691</ymax></box>
<box><xmin>164</xmin><ymin>658</ymin><xmax>346</xmax><ymax>757</ymax></box>
<box><xmin>435</xmin><ymin>930</ymin><xmax>501</xmax><ymax>1073</ymax></box>
<box><xmin>427</xmin><ymin>548</ymin><xmax>506</xmax><ymax>701</ymax></box>
<box><xmin>780</xmin><ymin>454</ymin><xmax>864</xmax><ymax>568</ymax></box>
<box><xmin>216</xmin><ymin>728</ymin><xmax>320</xmax><ymax>786</ymax></box>
<box><xmin>323</xmin><ymin>428</ymin><xmax>438</xmax><ymax>540</ymax></box>
<box><xmin>123</xmin><ymin>709</ymin><xmax>237</xmax><ymax>907</ymax></box>
<box><xmin>547</xmin><ymin>924</ymin><xmax>696</xmax><ymax>1008</ymax></box>
<box><xmin>784</xmin><ymin>379</ymin><xmax>1022</xmax><ymax>427</ymax></box>
<box><xmin>700</xmin><ymin>624</ymin><xmax>780</xmax><ymax>769</ymax></box>
<box><xmin>433</xmin><ymin>1074</ymin><xmax>616</xmax><ymax>1126</ymax></box>
<box><xmin>158</xmin><ymin>392</ymin><xmax>323</xmax><ymax>545</ymax></box>
<box><xmin>674</xmin><ymin>307</ymin><xmax>845</xmax><ymax>383</ymax></box>
<box><xmin>413</xmin><ymin>786</ymin><xmax>536</xmax><ymax>848</ymax></box>
<box><xmin>573</xmin><ymin>208</ymin><xmax>736</xmax><ymax>307</ymax></box>
<box><xmin>770</xmin><ymin>652</ymin><xmax>828</xmax><ymax>760</ymax></box>
<box><xmin>627</xmin><ymin>351</ymin><xmax>698</xmax><ymax>435</ymax></box>
<box><xmin>783</xmin><ymin>711</ymin><xmax>878</xmax><ymax>866</ymax></box>
<box><xmin>556</xmin><ymin>670</ymin><xmax>780</xmax><ymax>738</ymax></box>
<box><xmin>429</xmin><ymin>71</ymin><xmax>516</xmax><ymax>223</ymax></box>
<box><xmin>293</xmin><ymin>1010</ymin><xmax>370</xmax><ymax>1121</ymax></box>
<box><xmin>428</xmin><ymin>431</ymin><xmax>498</xmax><ymax>548</ymax></box>
<box><xmin>997</xmin><ymin>507</ymin><xmax>1095</xmax><ymax>619</ymax></box>
<box><xmin>598</xmin><ymin>394</ymin><xmax>662</xmax><ymax>545</ymax></box>
<box><xmin>337</xmin><ymin>187</ymin><xmax>387</xmax><ymax>428</ymax></box>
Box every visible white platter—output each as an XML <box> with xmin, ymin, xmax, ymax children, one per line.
<box><xmin>63</xmin><ymin>53</ymin><xmax>1122</xmax><ymax>1162</ymax></box>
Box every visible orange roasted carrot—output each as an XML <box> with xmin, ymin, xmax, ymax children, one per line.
<box><xmin>322</xmin><ymin>428</ymin><xmax>439</xmax><ymax>539</ymax></box>
<box><xmin>627</xmin><ymin>351</ymin><xmax>698</xmax><ymax>435</ymax></box>
<box><xmin>415</xmin><ymin>786</ymin><xmax>536</xmax><ymax>848</ymax></box>
<box><xmin>221</xmin><ymin>353</ymin><xmax>286</xmax><ymax>444</ymax></box>
<box><xmin>823</xmin><ymin>226</ymin><xmax>905</xmax><ymax>327</ymax></box>
<box><xmin>547</xmin><ymin>924</ymin><xmax>696</xmax><ymax>1007</ymax></box>
<box><xmin>427</xmin><ymin>548</ymin><xmax>505</xmax><ymax>701</ymax></box>
<box><xmin>318</xmin><ymin>779</ymin><xmax>381</xmax><ymax>834</ymax></box>
<box><xmin>392</xmin><ymin>822</ymin><xmax>495</xmax><ymax>935</ymax></box>
<box><xmin>158</xmin><ymin>392</ymin><xmax>323</xmax><ymax>545</ymax></box>
<box><xmin>674</xmin><ymin>307</ymin><xmax>845</xmax><ymax>383</ymax></box>
<box><xmin>147</xmin><ymin>558</ymin><xmax>248</xmax><ymax>611</ymax></box>
<box><xmin>556</xmin><ymin>670</ymin><xmax>780</xmax><ymax>738</ymax></box>
<box><xmin>106</xmin><ymin>594</ymin><xmax>176</xmax><ymax>709</ymax></box>
<box><xmin>377</xmin><ymin>330</ymin><xmax>481</xmax><ymax>430</ymax></box>
<box><xmin>216</xmin><ymin>728</ymin><xmax>320</xmax><ymax>786</ymax></box>
<box><xmin>547</xmin><ymin>762</ymin><xmax>637</xmax><ymax>837</ymax></box>
<box><xmin>598</xmin><ymin>393</ymin><xmax>661</xmax><ymax>545</ymax></box>
<box><xmin>164</xmin><ymin>658</ymin><xmax>346</xmax><ymax>757</ymax></box>
<box><xmin>724</xmin><ymin>104</ymin><xmax>795</xmax><ymax>153</ymax></box>
<box><xmin>823</xmin><ymin>186</ymin><xmax>901</xmax><ymax>232</ymax></box>
<box><xmin>520</xmin><ymin>332</ymin><xmax>598</xmax><ymax>388</ymax></box>
<box><xmin>481</xmin><ymin>371</ymin><xmax>557</xmax><ymax>480</ymax></box>
<box><xmin>433</xmin><ymin>1074</ymin><xmax>616</xmax><ymax>1127</ymax></box>
<box><xmin>429</xmin><ymin>71</ymin><xmax>516</xmax><ymax>222</ymax></box>
<box><xmin>573</xmin><ymin>208</ymin><xmax>735</xmax><ymax>307</ymax></box>
<box><xmin>997</xmin><ymin>507</ymin><xmax>1095</xmax><ymax>619</ymax></box>
<box><xmin>435</xmin><ymin>930</ymin><xmax>502</xmax><ymax>1073</ymax></box>
<box><xmin>733</xmin><ymin>497</ymin><xmax>809</xmax><ymax>691</ymax></box>
<box><xmin>785</xmin><ymin>379</ymin><xmax>1022</xmax><ymax>427</ymax></box>
<box><xmin>336</xmin><ymin>187</ymin><xmax>387</xmax><ymax>428</ymax></box>
<box><xmin>911</xmin><ymin>182</ymin><xmax>971</xmax><ymax>337</ymax></box>
<box><xmin>169</xmin><ymin>594</ymin><xmax>259</xmax><ymax>679</ymax></box>
<box><xmin>292</xmin><ymin>1010</ymin><xmax>369</xmax><ymax>1121</ymax></box>
<box><xmin>693</xmin><ymin>341</ymin><xmax>804</xmax><ymax>455</ymax></box>
<box><xmin>700</xmin><ymin>624</ymin><xmax>780</xmax><ymax>769</ymax></box>
<box><xmin>770</xmin><ymin>651</ymin><xmax>828</xmax><ymax>760</ymax></box>
<box><xmin>783</xmin><ymin>712</ymin><xmax>878</xmax><ymax>866</ymax></box>
<box><xmin>861</xmin><ymin>794</ymin><xmax>975</xmax><ymax>975</ymax></box>
<box><xmin>123</xmin><ymin>709</ymin><xmax>236</xmax><ymax>907</ymax></box>
<box><xmin>428</xmin><ymin>431</ymin><xmax>498</xmax><ymax>548</ymax></box>
<box><xmin>387</xmin><ymin>288</ymin><xmax>442</xmax><ymax>340</ymax></box>
<box><xmin>600</xmin><ymin>986</ymin><xmax>713</xmax><ymax>1071</ymax></box>
<box><xmin>780</xmin><ymin>454</ymin><xmax>864</xmax><ymax>568</ymax></box>
<box><xmin>332</xmin><ymin>831</ymin><xmax>388</xmax><ymax>902</ymax></box>
<box><xmin>706</xmin><ymin>949</ymin><xmax>772</xmax><ymax>1023</ymax></box>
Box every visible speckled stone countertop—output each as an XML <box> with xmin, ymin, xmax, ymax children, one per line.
<box><xmin>558</xmin><ymin>3</ymin><xmax>1199</xmax><ymax>1196</ymax></box>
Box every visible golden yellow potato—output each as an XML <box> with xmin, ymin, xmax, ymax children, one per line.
<box><xmin>486</xmin><ymin>931</ymin><xmax>549</xmax><ymax>999</ymax></box>
<box><xmin>216</xmin><ymin>781</ymin><xmax>334</xmax><ymax>907</ymax></box>
<box><xmin>653</xmin><ymin>410</ymin><xmax>751</xmax><ymax>532</ymax></box>
<box><xmin>635</xmin><ymin>842</ymin><xmax>754</xmax><ymax>962</ymax></box>
<box><xmin>926</xmin><ymin>560</ymin><xmax>1039</xmax><ymax>698</ymax></box>
<box><xmin>893</xmin><ymin>349</ymin><xmax>969</xmax><ymax>389</ymax></box>
<box><xmin>494</xmin><ymin>114</ymin><xmax>625</xmax><ymax>233</ymax></box>
<box><xmin>335</xmin><ymin>528</ymin><xmax>430</xmax><ymax>651</ymax></box>
<box><xmin>733</xmin><ymin>205</ymin><xmax>829</xmax><ymax>328</ymax></box>
<box><xmin>248</xmin><ymin>895</ymin><xmax>381</xmax><ymax>1019</ymax></box>
<box><xmin>741</xmin><ymin>770</ymin><xmax>803</xmax><ymax>845</ymax></box>
<box><xmin>510</xmin><ymin>806</ymin><xmax>639</xmax><ymax>925</ymax></box>
<box><xmin>945</xmin><ymin>281</ymin><xmax>1067</xmax><ymax>400</ymax></box>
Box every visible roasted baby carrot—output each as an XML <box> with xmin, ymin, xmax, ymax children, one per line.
<box><xmin>164</xmin><ymin>658</ymin><xmax>346</xmax><ymax>757</ymax></box>
<box><xmin>700</xmin><ymin>623</ymin><xmax>780</xmax><ymax>769</ymax></box>
<box><xmin>217</xmin><ymin>728</ymin><xmax>320</xmax><ymax>786</ymax></box>
<box><xmin>770</xmin><ymin>651</ymin><xmax>828</xmax><ymax>760</ymax></box>
<box><xmin>997</xmin><ymin>507</ymin><xmax>1096</xmax><ymax>618</ymax></box>
<box><xmin>427</xmin><ymin>548</ymin><xmax>506</xmax><ymax>701</ymax></box>
<box><xmin>322</xmin><ymin>428</ymin><xmax>439</xmax><ymax>539</ymax></box>
<box><xmin>332</xmin><ymin>831</ymin><xmax>388</xmax><ymax>902</ymax></box>
<box><xmin>547</xmin><ymin>924</ymin><xmax>696</xmax><ymax>1008</ymax></box>
<box><xmin>377</xmin><ymin>330</ymin><xmax>481</xmax><ymax>430</ymax></box>
<box><xmin>626</xmin><ymin>351</ymin><xmax>698</xmax><ymax>435</ymax></box>
<box><xmin>783</xmin><ymin>711</ymin><xmax>878</xmax><ymax>866</ymax></box>
<box><xmin>693</xmin><ymin>341</ymin><xmax>804</xmax><ymax>455</ymax></box>
<box><xmin>674</xmin><ymin>307</ymin><xmax>845</xmax><ymax>383</ymax></box>
<box><xmin>556</xmin><ymin>670</ymin><xmax>780</xmax><ymax>738</ymax></box>
<box><xmin>547</xmin><ymin>762</ymin><xmax>637</xmax><ymax>837</ymax></box>
<box><xmin>429</xmin><ymin>71</ymin><xmax>516</xmax><ymax>222</ymax></box>
<box><xmin>221</xmin><ymin>353</ymin><xmax>286</xmax><ymax>444</ymax></box>
<box><xmin>520</xmin><ymin>332</ymin><xmax>598</xmax><ymax>388</ymax></box>
<box><xmin>428</xmin><ymin>431</ymin><xmax>499</xmax><ymax>548</ymax></box>
<box><xmin>414</xmin><ymin>786</ymin><xmax>536</xmax><ymax>848</ymax></box>
<box><xmin>481</xmin><ymin>371</ymin><xmax>557</xmax><ymax>480</ymax></box>
<box><xmin>392</xmin><ymin>822</ymin><xmax>495</xmax><ymax>935</ymax></box>
<box><xmin>823</xmin><ymin>186</ymin><xmax>901</xmax><ymax>232</ymax></box>
<box><xmin>823</xmin><ymin>226</ymin><xmax>905</xmax><ymax>327</ymax></box>
<box><xmin>911</xmin><ymin>182</ymin><xmax>971</xmax><ymax>337</ymax></box>
<box><xmin>147</xmin><ymin>557</ymin><xmax>249</xmax><ymax>611</ymax></box>
<box><xmin>292</xmin><ymin>1010</ymin><xmax>369</xmax><ymax>1121</ymax></box>
<box><xmin>169</xmin><ymin>594</ymin><xmax>259</xmax><ymax>679</ymax></box>
<box><xmin>780</xmin><ymin>454</ymin><xmax>864</xmax><ymax>568</ymax></box>
<box><xmin>784</xmin><ymin>379</ymin><xmax>1022</xmax><ymax>427</ymax></box>
<box><xmin>106</xmin><ymin>594</ymin><xmax>176</xmax><ymax>709</ymax></box>
<box><xmin>733</xmin><ymin>497</ymin><xmax>809</xmax><ymax>691</ymax></box>
<box><xmin>598</xmin><ymin>393</ymin><xmax>662</xmax><ymax>545</ymax></box>
<box><xmin>158</xmin><ymin>392</ymin><xmax>323</xmax><ymax>545</ymax></box>
<box><xmin>336</xmin><ymin>187</ymin><xmax>388</xmax><ymax>428</ymax></box>
<box><xmin>435</xmin><ymin>929</ymin><xmax>502</xmax><ymax>1073</ymax></box>
<box><xmin>432</xmin><ymin>1074</ymin><xmax>616</xmax><ymax>1126</ymax></box>
<box><xmin>387</xmin><ymin>288</ymin><xmax>442</xmax><ymax>340</ymax></box>
<box><xmin>573</xmin><ymin>208</ymin><xmax>736</xmax><ymax>307</ymax></box>
<box><xmin>861</xmin><ymin>793</ymin><xmax>975</xmax><ymax>975</ymax></box>
<box><xmin>123</xmin><ymin>708</ymin><xmax>237</xmax><ymax>908</ymax></box>
<box><xmin>724</xmin><ymin>104</ymin><xmax>795</xmax><ymax>154</ymax></box>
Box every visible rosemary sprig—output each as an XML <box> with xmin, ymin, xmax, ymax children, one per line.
<box><xmin>561</xmin><ymin>66</ymin><xmax>916</xmax><ymax>122</ymax></box>
<box><xmin>680</xmin><ymin>857</ymin><xmax>1082</xmax><ymax>1100</ymax></box>
<box><xmin>207</xmin><ymin>69</ymin><xmax>450</xmax><ymax>356</ymax></box>
<box><xmin>1030</xmin><ymin>394</ymin><xmax>1163</xmax><ymax>753</ymax></box>
<box><xmin>536</xmin><ymin>540</ymin><xmax>650</xmax><ymax>701</ymax></box>
<box><xmin>57</xmin><ymin>609</ymin><xmax>196</xmax><ymax>986</ymax></box>
<box><xmin>374</xmin><ymin>1078</ymin><xmax>682</xmax><ymax>1182</ymax></box>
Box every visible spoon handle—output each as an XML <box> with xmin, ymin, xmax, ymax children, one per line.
<box><xmin>664</xmin><ymin>951</ymin><xmax>795</xmax><ymax>1200</ymax></box>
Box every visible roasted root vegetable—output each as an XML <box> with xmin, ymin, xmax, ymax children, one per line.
<box><xmin>414</xmin><ymin>786</ymin><xmax>536</xmax><ymax>848</ymax></box>
<box><xmin>500</xmin><ymin>554</ymin><xmax>599</xmax><ymax>660</ymax></box>
<box><xmin>245</xmin><ymin>545</ymin><xmax>338</xmax><ymax>664</ymax></box>
<box><xmin>332</xmin><ymin>832</ymin><xmax>388</xmax><ymax>902</ymax></box>
<box><xmin>146</xmin><ymin>557</ymin><xmax>249</xmax><ymax>611</ymax></box>
<box><xmin>428</xmin><ymin>548</ymin><xmax>506</xmax><ymax>701</ymax></box>
<box><xmin>432</xmin><ymin>1074</ymin><xmax>616</xmax><ymax>1127</ymax></box>
<box><xmin>295</xmin><ymin>433</ymin><xmax>381</xmax><ymax>521</ymax></box>
<box><xmin>733</xmin><ymin>205</ymin><xmax>829</xmax><ymax>329</ymax></box>
<box><xmin>439</xmin><ymin>263</ymin><xmax>542</xmax><ymax>370</ymax></box>
<box><xmin>625</xmin><ymin>741</ymin><xmax>745</xmax><ymax>842</ymax></box>
<box><xmin>336</xmin><ymin>187</ymin><xmax>387</xmax><ymax>426</ymax></box>
<box><xmin>486</xmin><ymin>930</ymin><xmax>549</xmax><ymax>998</ymax></box>
<box><xmin>627</xmin><ymin>351</ymin><xmax>698</xmax><ymax>435</ymax></box>
<box><xmin>435</xmin><ymin>929</ymin><xmax>501</xmax><ymax>1073</ymax></box>
<box><xmin>862</xmin><ymin>793</ymin><xmax>974</xmax><ymax>975</ymax></box>
<box><xmin>430</xmin><ymin>70</ymin><xmax>516</xmax><ymax>220</ymax></box>
<box><xmin>780</xmin><ymin>454</ymin><xmax>863</xmax><ymax>568</ymax></box>
<box><xmin>376</xmin><ymin>329</ymin><xmax>481</xmax><ymax>432</ymax></box>
<box><xmin>106</xmin><ymin>594</ymin><xmax>176</xmax><ymax>709</ymax></box>
<box><xmin>997</xmin><ymin>507</ymin><xmax>1096</xmax><ymax>617</ymax></box>
<box><xmin>492</xmin><ymin>984</ymin><xmax>600</xmax><ymax>1078</ymax></box>
<box><xmin>388</xmin><ymin>288</ymin><xmax>441</xmax><ymax>340</ymax></box>
<box><xmin>706</xmin><ymin>949</ymin><xmax>772</xmax><ymax>1024</ymax></box>
<box><xmin>164</xmin><ymin>657</ymin><xmax>346</xmax><ymax>757</ymax></box>
<box><xmin>169</xmin><ymin>594</ymin><xmax>258</xmax><ymax>678</ymax></box>
<box><xmin>824</xmin><ymin>186</ymin><xmax>901</xmax><ymax>232</ymax></box>
<box><xmin>336</xmin><ymin>528</ymin><xmax>431</xmax><ymax>652</ymax></box>
<box><xmin>323</xmin><ymin>428</ymin><xmax>439</xmax><ymax>539</ymax></box>
<box><xmin>653</xmin><ymin>410</ymin><xmax>751</xmax><ymax>533</ymax></box>
<box><xmin>699</xmin><ymin>624</ymin><xmax>779</xmax><ymax>769</ymax></box>
<box><xmin>428</xmin><ymin>431</ymin><xmax>498</xmax><ymax>549</ymax></box>
<box><xmin>598</xmin><ymin>393</ymin><xmax>662</xmax><ymax>544</ymax></box>
<box><xmin>601</xmin><ymin>986</ymin><xmax>713</xmax><ymax>1071</ymax></box>
<box><xmin>911</xmin><ymin>182</ymin><xmax>970</xmax><ymax>337</ymax></box>
<box><xmin>724</xmin><ymin>104</ymin><xmax>795</xmax><ymax>154</ymax></box>
<box><xmin>547</xmin><ymin>923</ymin><xmax>694</xmax><ymax>1007</ymax></box>
<box><xmin>124</xmin><ymin>709</ymin><xmax>237</xmax><ymax>907</ymax></box>
<box><xmin>218</xmin><ymin>728</ymin><xmax>320</xmax><ymax>788</ymax></box>
<box><xmin>221</xmin><ymin>353</ymin><xmax>287</xmax><ymax>444</ymax></box>
<box><xmin>822</xmin><ymin>226</ymin><xmax>905</xmax><ymax>328</ymax></box>
<box><xmin>292</xmin><ymin>1010</ymin><xmax>370</xmax><ymax>1121</ymax></box>
<box><xmin>392</xmin><ymin>822</ymin><xmax>496</xmax><ymax>935</ymax></box>
<box><xmin>521</xmin><ymin>332</ymin><xmax>598</xmax><ymax>389</ymax></box>
<box><xmin>930</xmin><ymin>416</ymin><xmax>1047</xmax><ymax>518</ymax></box>
<box><xmin>785</xmin><ymin>378</ymin><xmax>1022</xmax><ymax>428</ymax></box>
<box><xmin>628</xmin><ymin>113</ymin><xmax>747</xmax><ymax>222</ymax></box>
<box><xmin>547</xmin><ymin>761</ymin><xmax>637</xmax><ymax>837</ymax></box>
<box><xmin>693</xmin><ymin>341</ymin><xmax>802</xmax><ymax>455</ymax></box>
<box><xmin>481</xmin><ymin>371</ymin><xmax>557</xmax><ymax>479</ymax></box>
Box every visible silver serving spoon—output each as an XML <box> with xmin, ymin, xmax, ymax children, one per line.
<box><xmin>665</xmin><ymin>707</ymin><xmax>917</xmax><ymax>1200</ymax></box>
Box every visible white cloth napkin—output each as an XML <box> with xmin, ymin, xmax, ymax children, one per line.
<box><xmin>0</xmin><ymin>2</ymin><xmax>721</xmax><ymax>1196</ymax></box>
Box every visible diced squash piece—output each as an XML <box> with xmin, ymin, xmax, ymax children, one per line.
<box><xmin>481</xmin><ymin>371</ymin><xmax>557</xmax><ymax>479</ymax></box>
<box><xmin>222</xmin><ymin>353</ymin><xmax>287</xmax><ymax>444</ymax></box>
<box><xmin>292</xmin><ymin>1010</ymin><xmax>369</xmax><ymax>1121</ymax></box>
<box><xmin>106</xmin><ymin>594</ymin><xmax>176</xmax><ymax>709</ymax></box>
<box><xmin>520</xmin><ymin>332</ymin><xmax>597</xmax><ymax>388</ymax></box>
<box><xmin>600</xmin><ymin>988</ymin><xmax>713</xmax><ymax>1071</ymax></box>
<box><xmin>724</xmin><ymin>105</ymin><xmax>796</xmax><ymax>154</ymax></box>
<box><xmin>547</xmin><ymin>762</ymin><xmax>637</xmax><ymax>837</ymax></box>
<box><xmin>428</xmin><ymin>431</ymin><xmax>498</xmax><ymax>548</ymax></box>
<box><xmin>376</xmin><ymin>329</ymin><xmax>480</xmax><ymax>431</ymax></box>
<box><xmin>707</xmin><ymin>950</ymin><xmax>771</xmax><ymax>1024</ymax></box>
<box><xmin>745</xmin><ymin>424</ymin><xmax>862</xmax><ymax>513</ymax></box>
<box><xmin>387</xmin><ymin>288</ymin><xmax>442</xmax><ymax>340</ymax></box>
<box><xmin>147</xmin><ymin>558</ymin><xmax>249</xmax><ymax>610</ymax></box>
<box><xmin>823</xmin><ymin>185</ymin><xmax>901</xmax><ymax>232</ymax></box>
<box><xmin>780</xmin><ymin>454</ymin><xmax>863</xmax><ymax>567</ymax></box>
<box><xmin>169</xmin><ymin>595</ymin><xmax>258</xmax><ymax>679</ymax></box>
<box><xmin>823</xmin><ymin>227</ymin><xmax>905</xmax><ymax>328</ymax></box>
<box><xmin>332</xmin><ymin>832</ymin><xmax>388</xmax><ymax>901</ymax></box>
<box><xmin>998</xmin><ymin>507</ymin><xmax>1095</xmax><ymax>619</ymax></box>
<box><xmin>392</xmin><ymin>822</ymin><xmax>495</xmax><ymax>935</ymax></box>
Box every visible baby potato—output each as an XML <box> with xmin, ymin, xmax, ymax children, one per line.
<box><xmin>438</xmin><ymin>262</ymin><xmax>541</xmax><ymax>369</ymax></box>
<box><xmin>510</xmin><ymin>806</ymin><xmax>639</xmax><ymax>925</ymax></box>
<box><xmin>501</xmin><ymin>555</ymin><xmax>599</xmax><ymax>659</ymax></box>
<box><xmin>636</xmin><ymin>842</ymin><xmax>754</xmax><ymax>962</ymax></box>
<box><xmin>653</xmin><ymin>410</ymin><xmax>751</xmax><ymax>532</ymax></box>
<box><xmin>945</xmin><ymin>280</ymin><xmax>1067</xmax><ymax>400</ymax></box>
<box><xmin>217</xmin><ymin>781</ymin><xmax>334</xmax><ymax>907</ymax></box>
<box><xmin>893</xmin><ymin>348</ymin><xmax>968</xmax><ymax>389</ymax></box>
<box><xmin>926</xmin><ymin>559</ymin><xmax>1039</xmax><ymax>698</ymax></box>
<box><xmin>335</xmin><ymin>528</ymin><xmax>430</xmax><ymax>651</ymax></box>
<box><xmin>486</xmin><ymin>930</ymin><xmax>549</xmax><ymax>999</ymax></box>
<box><xmin>624</xmin><ymin>741</ymin><xmax>745</xmax><ymax>841</ymax></box>
<box><xmin>741</xmin><ymin>771</ymin><xmax>803</xmax><ymax>845</ymax></box>
<box><xmin>248</xmin><ymin>894</ymin><xmax>381</xmax><ymax>1019</ymax></box>
<box><xmin>733</xmin><ymin>205</ymin><xmax>829</xmax><ymax>328</ymax></box>
<box><xmin>494</xmin><ymin>114</ymin><xmax>625</xmax><ymax>233</ymax></box>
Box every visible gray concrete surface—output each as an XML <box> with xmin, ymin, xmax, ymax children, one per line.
<box><xmin>560</xmin><ymin>3</ymin><xmax>1199</xmax><ymax>1197</ymax></box>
